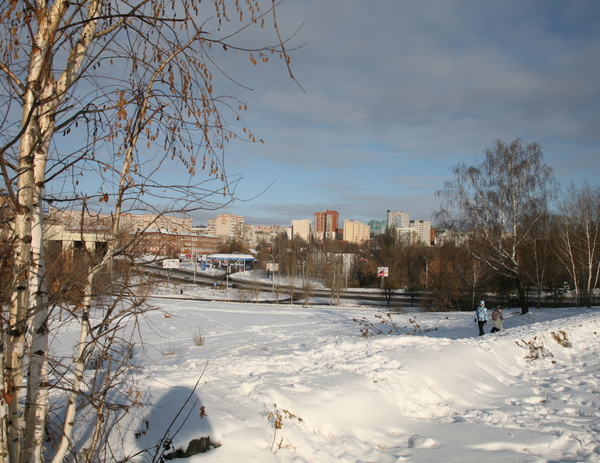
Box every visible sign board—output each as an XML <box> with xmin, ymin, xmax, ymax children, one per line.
<box><xmin>377</xmin><ymin>267</ymin><xmax>389</xmax><ymax>277</ymax></box>
<box><xmin>163</xmin><ymin>259</ymin><xmax>180</xmax><ymax>269</ymax></box>
<box><xmin>266</xmin><ymin>262</ymin><xmax>280</xmax><ymax>272</ymax></box>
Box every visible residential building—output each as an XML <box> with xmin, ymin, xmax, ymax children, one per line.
<box><xmin>409</xmin><ymin>219</ymin><xmax>432</xmax><ymax>246</ymax></box>
<box><xmin>387</xmin><ymin>210</ymin><xmax>410</xmax><ymax>229</ymax></box>
<box><xmin>343</xmin><ymin>219</ymin><xmax>370</xmax><ymax>244</ymax></box>
<box><xmin>368</xmin><ymin>220</ymin><xmax>386</xmax><ymax>235</ymax></box>
<box><xmin>210</xmin><ymin>213</ymin><xmax>245</xmax><ymax>240</ymax></box>
<box><xmin>48</xmin><ymin>208</ymin><xmax>192</xmax><ymax>233</ymax></box>
<box><xmin>314</xmin><ymin>210</ymin><xmax>339</xmax><ymax>240</ymax></box>
<box><xmin>291</xmin><ymin>219</ymin><xmax>312</xmax><ymax>241</ymax></box>
<box><xmin>121</xmin><ymin>213</ymin><xmax>192</xmax><ymax>233</ymax></box>
<box><xmin>254</xmin><ymin>224</ymin><xmax>289</xmax><ymax>242</ymax></box>
<box><xmin>395</xmin><ymin>227</ymin><xmax>418</xmax><ymax>246</ymax></box>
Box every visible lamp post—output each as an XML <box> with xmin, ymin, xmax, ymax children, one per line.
<box><xmin>423</xmin><ymin>255</ymin><xmax>429</xmax><ymax>290</ymax></box>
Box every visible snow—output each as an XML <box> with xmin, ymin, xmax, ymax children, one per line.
<box><xmin>50</xmin><ymin>282</ymin><xmax>600</xmax><ymax>463</ymax></box>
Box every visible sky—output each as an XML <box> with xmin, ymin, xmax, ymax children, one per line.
<box><xmin>186</xmin><ymin>0</ymin><xmax>600</xmax><ymax>227</ymax></box>
<box><xmin>49</xmin><ymin>273</ymin><xmax>600</xmax><ymax>462</ymax></box>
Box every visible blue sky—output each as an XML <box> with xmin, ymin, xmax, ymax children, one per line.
<box><xmin>130</xmin><ymin>1</ymin><xmax>600</xmax><ymax>227</ymax></box>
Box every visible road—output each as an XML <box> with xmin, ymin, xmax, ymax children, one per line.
<box><xmin>143</xmin><ymin>263</ymin><xmax>416</xmax><ymax>307</ymax></box>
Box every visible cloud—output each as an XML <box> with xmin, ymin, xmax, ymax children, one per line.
<box><xmin>162</xmin><ymin>1</ymin><xmax>600</xmax><ymax>225</ymax></box>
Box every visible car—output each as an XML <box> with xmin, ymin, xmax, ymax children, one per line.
<box><xmin>231</xmin><ymin>283</ymin><xmax>241</xmax><ymax>289</ymax></box>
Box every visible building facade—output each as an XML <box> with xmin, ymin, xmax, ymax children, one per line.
<box><xmin>121</xmin><ymin>213</ymin><xmax>192</xmax><ymax>233</ymax></box>
<box><xmin>395</xmin><ymin>227</ymin><xmax>418</xmax><ymax>246</ymax></box>
<box><xmin>314</xmin><ymin>210</ymin><xmax>339</xmax><ymax>240</ymax></box>
<box><xmin>48</xmin><ymin>209</ymin><xmax>193</xmax><ymax>233</ymax></box>
<box><xmin>368</xmin><ymin>220</ymin><xmax>386</xmax><ymax>235</ymax></box>
<box><xmin>409</xmin><ymin>219</ymin><xmax>432</xmax><ymax>245</ymax></box>
<box><xmin>387</xmin><ymin>210</ymin><xmax>410</xmax><ymax>229</ymax></box>
<box><xmin>291</xmin><ymin>219</ymin><xmax>312</xmax><ymax>242</ymax></box>
<box><xmin>343</xmin><ymin>220</ymin><xmax>370</xmax><ymax>244</ymax></box>
<box><xmin>209</xmin><ymin>214</ymin><xmax>245</xmax><ymax>240</ymax></box>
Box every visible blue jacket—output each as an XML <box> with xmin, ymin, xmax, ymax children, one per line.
<box><xmin>475</xmin><ymin>306</ymin><xmax>488</xmax><ymax>321</ymax></box>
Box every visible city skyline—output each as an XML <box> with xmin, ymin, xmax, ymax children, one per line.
<box><xmin>196</xmin><ymin>209</ymin><xmax>425</xmax><ymax>231</ymax></box>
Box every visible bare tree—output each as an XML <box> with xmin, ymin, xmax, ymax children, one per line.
<box><xmin>323</xmin><ymin>253</ymin><xmax>346</xmax><ymax>306</ymax></box>
<box><xmin>426</xmin><ymin>242</ymin><xmax>487</xmax><ymax>311</ymax></box>
<box><xmin>0</xmin><ymin>1</ymin><xmax>296</xmax><ymax>461</ymax></box>
<box><xmin>555</xmin><ymin>182</ymin><xmax>600</xmax><ymax>307</ymax></box>
<box><xmin>299</xmin><ymin>254</ymin><xmax>316</xmax><ymax>307</ymax></box>
<box><xmin>436</xmin><ymin>138</ymin><xmax>557</xmax><ymax>314</ymax></box>
<box><xmin>518</xmin><ymin>212</ymin><xmax>556</xmax><ymax>308</ymax></box>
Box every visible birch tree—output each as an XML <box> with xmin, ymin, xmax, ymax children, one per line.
<box><xmin>0</xmin><ymin>1</ymin><xmax>295</xmax><ymax>461</ymax></box>
<box><xmin>436</xmin><ymin>138</ymin><xmax>557</xmax><ymax>314</ymax></box>
<box><xmin>555</xmin><ymin>182</ymin><xmax>600</xmax><ymax>307</ymax></box>
<box><xmin>323</xmin><ymin>253</ymin><xmax>346</xmax><ymax>306</ymax></box>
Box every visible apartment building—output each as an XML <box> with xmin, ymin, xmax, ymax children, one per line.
<box><xmin>254</xmin><ymin>224</ymin><xmax>289</xmax><ymax>242</ymax></box>
<box><xmin>409</xmin><ymin>219</ymin><xmax>432</xmax><ymax>246</ymax></box>
<box><xmin>121</xmin><ymin>213</ymin><xmax>192</xmax><ymax>233</ymax></box>
<box><xmin>343</xmin><ymin>219</ymin><xmax>370</xmax><ymax>244</ymax></box>
<box><xmin>48</xmin><ymin>208</ymin><xmax>192</xmax><ymax>233</ymax></box>
<box><xmin>387</xmin><ymin>210</ymin><xmax>410</xmax><ymax>229</ymax></box>
<box><xmin>395</xmin><ymin>227</ymin><xmax>418</xmax><ymax>246</ymax></box>
<box><xmin>314</xmin><ymin>210</ymin><xmax>339</xmax><ymax>240</ymax></box>
<box><xmin>291</xmin><ymin>219</ymin><xmax>312</xmax><ymax>241</ymax></box>
<box><xmin>208</xmin><ymin>213</ymin><xmax>245</xmax><ymax>240</ymax></box>
<box><xmin>368</xmin><ymin>220</ymin><xmax>386</xmax><ymax>235</ymax></box>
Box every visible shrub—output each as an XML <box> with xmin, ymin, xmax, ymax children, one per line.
<box><xmin>192</xmin><ymin>328</ymin><xmax>205</xmax><ymax>346</ymax></box>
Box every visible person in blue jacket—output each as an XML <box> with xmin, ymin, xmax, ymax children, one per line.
<box><xmin>474</xmin><ymin>300</ymin><xmax>488</xmax><ymax>336</ymax></box>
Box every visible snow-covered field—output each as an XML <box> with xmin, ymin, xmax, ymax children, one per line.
<box><xmin>50</xmin><ymin>285</ymin><xmax>600</xmax><ymax>463</ymax></box>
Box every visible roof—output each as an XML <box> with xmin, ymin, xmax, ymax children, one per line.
<box><xmin>207</xmin><ymin>253</ymin><xmax>255</xmax><ymax>261</ymax></box>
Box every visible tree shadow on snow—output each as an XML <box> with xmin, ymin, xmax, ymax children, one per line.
<box><xmin>134</xmin><ymin>381</ymin><xmax>216</xmax><ymax>461</ymax></box>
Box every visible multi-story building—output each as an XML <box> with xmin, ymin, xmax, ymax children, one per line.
<box><xmin>409</xmin><ymin>219</ymin><xmax>432</xmax><ymax>246</ymax></box>
<box><xmin>314</xmin><ymin>210</ymin><xmax>339</xmax><ymax>240</ymax></box>
<box><xmin>343</xmin><ymin>220</ymin><xmax>370</xmax><ymax>244</ymax></box>
<box><xmin>121</xmin><ymin>213</ymin><xmax>192</xmax><ymax>233</ymax></box>
<box><xmin>368</xmin><ymin>220</ymin><xmax>386</xmax><ymax>235</ymax></box>
<box><xmin>387</xmin><ymin>210</ymin><xmax>410</xmax><ymax>229</ymax></box>
<box><xmin>253</xmin><ymin>224</ymin><xmax>289</xmax><ymax>242</ymax></box>
<box><xmin>209</xmin><ymin>213</ymin><xmax>245</xmax><ymax>240</ymax></box>
<box><xmin>45</xmin><ymin>220</ymin><xmax>220</xmax><ymax>258</ymax></box>
<box><xmin>395</xmin><ymin>227</ymin><xmax>418</xmax><ymax>246</ymax></box>
<box><xmin>291</xmin><ymin>219</ymin><xmax>312</xmax><ymax>242</ymax></box>
<box><xmin>130</xmin><ymin>229</ymin><xmax>220</xmax><ymax>257</ymax></box>
<box><xmin>49</xmin><ymin>209</ymin><xmax>193</xmax><ymax>234</ymax></box>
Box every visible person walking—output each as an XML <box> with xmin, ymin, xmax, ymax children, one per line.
<box><xmin>491</xmin><ymin>306</ymin><xmax>504</xmax><ymax>333</ymax></box>
<box><xmin>474</xmin><ymin>300</ymin><xmax>488</xmax><ymax>336</ymax></box>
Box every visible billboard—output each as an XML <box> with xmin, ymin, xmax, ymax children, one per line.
<box><xmin>377</xmin><ymin>267</ymin><xmax>389</xmax><ymax>277</ymax></box>
<box><xmin>163</xmin><ymin>259</ymin><xmax>180</xmax><ymax>269</ymax></box>
<box><xmin>266</xmin><ymin>262</ymin><xmax>280</xmax><ymax>272</ymax></box>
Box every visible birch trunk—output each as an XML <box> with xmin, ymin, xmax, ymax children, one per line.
<box><xmin>7</xmin><ymin>94</ymin><xmax>38</xmax><ymax>463</ymax></box>
<box><xmin>4</xmin><ymin>1</ymin><xmax>100</xmax><ymax>460</ymax></box>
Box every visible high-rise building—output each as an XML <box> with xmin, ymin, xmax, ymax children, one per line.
<box><xmin>368</xmin><ymin>220</ymin><xmax>386</xmax><ymax>235</ymax></box>
<box><xmin>387</xmin><ymin>210</ymin><xmax>409</xmax><ymax>229</ymax></box>
<box><xmin>409</xmin><ymin>219</ymin><xmax>432</xmax><ymax>245</ymax></box>
<box><xmin>343</xmin><ymin>220</ymin><xmax>370</xmax><ymax>244</ymax></box>
<box><xmin>291</xmin><ymin>219</ymin><xmax>312</xmax><ymax>241</ymax></box>
<box><xmin>209</xmin><ymin>213</ymin><xmax>245</xmax><ymax>240</ymax></box>
<box><xmin>396</xmin><ymin>227</ymin><xmax>418</xmax><ymax>246</ymax></box>
<box><xmin>314</xmin><ymin>210</ymin><xmax>339</xmax><ymax>240</ymax></box>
